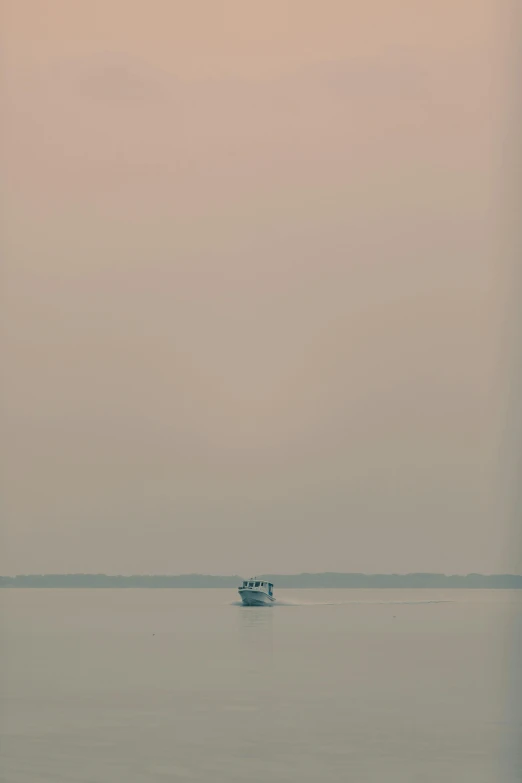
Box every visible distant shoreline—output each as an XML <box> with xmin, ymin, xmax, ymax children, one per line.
<box><xmin>1</xmin><ymin>573</ymin><xmax>521</xmax><ymax>588</ymax></box>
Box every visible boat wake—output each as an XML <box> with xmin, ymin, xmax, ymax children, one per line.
<box><xmin>231</xmin><ymin>599</ymin><xmax>453</xmax><ymax>607</ymax></box>
<box><xmin>275</xmin><ymin>599</ymin><xmax>452</xmax><ymax>606</ymax></box>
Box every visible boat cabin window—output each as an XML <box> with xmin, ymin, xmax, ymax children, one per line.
<box><xmin>255</xmin><ymin>581</ymin><xmax>260</xmax><ymax>587</ymax></box>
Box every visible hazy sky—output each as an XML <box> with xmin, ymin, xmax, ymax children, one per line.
<box><xmin>1</xmin><ymin>1</ymin><xmax>519</xmax><ymax>575</ymax></box>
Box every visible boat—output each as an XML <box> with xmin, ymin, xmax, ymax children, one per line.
<box><xmin>238</xmin><ymin>578</ymin><xmax>275</xmax><ymax>606</ymax></box>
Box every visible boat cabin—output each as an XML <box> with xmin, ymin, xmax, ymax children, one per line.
<box><xmin>242</xmin><ymin>579</ymin><xmax>273</xmax><ymax>596</ymax></box>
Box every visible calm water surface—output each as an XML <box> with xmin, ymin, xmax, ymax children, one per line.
<box><xmin>1</xmin><ymin>588</ymin><xmax>521</xmax><ymax>782</ymax></box>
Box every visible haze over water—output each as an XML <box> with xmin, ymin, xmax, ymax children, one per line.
<box><xmin>2</xmin><ymin>588</ymin><xmax>521</xmax><ymax>782</ymax></box>
<box><xmin>2</xmin><ymin>0</ymin><xmax>520</xmax><ymax>579</ymax></box>
<box><xmin>2</xmin><ymin>1</ymin><xmax>521</xmax><ymax>780</ymax></box>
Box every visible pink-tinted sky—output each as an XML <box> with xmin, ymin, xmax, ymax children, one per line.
<box><xmin>1</xmin><ymin>1</ymin><xmax>519</xmax><ymax>575</ymax></box>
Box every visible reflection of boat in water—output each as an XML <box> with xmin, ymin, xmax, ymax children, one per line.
<box><xmin>238</xmin><ymin>578</ymin><xmax>275</xmax><ymax>606</ymax></box>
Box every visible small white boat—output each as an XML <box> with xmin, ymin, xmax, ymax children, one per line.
<box><xmin>238</xmin><ymin>578</ymin><xmax>275</xmax><ymax>606</ymax></box>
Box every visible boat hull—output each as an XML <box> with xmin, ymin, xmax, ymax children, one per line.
<box><xmin>238</xmin><ymin>589</ymin><xmax>275</xmax><ymax>606</ymax></box>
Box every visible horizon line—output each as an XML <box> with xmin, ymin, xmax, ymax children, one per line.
<box><xmin>2</xmin><ymin>571</ymin><xmax>521</xmax><ymax>578</ymax></box>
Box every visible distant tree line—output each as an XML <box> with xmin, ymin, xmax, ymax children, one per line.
<box><xmin>1</xmin><ymin>573</ymin><xmax>521</xmax><ymax>588</ymax></box>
